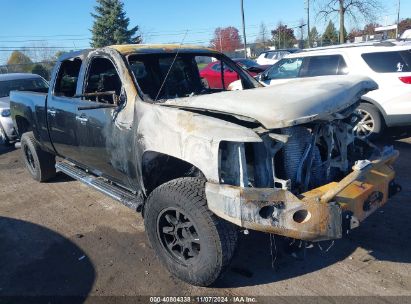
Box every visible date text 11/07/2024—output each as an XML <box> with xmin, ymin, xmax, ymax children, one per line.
<box><xmin>149</xmin><ymin>296</ymin><xmax>258</xmax><ymax>303</ymax></box>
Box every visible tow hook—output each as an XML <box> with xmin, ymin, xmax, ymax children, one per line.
<box><xmin>388</xmin><ymin>181</ymin><xmax>402</xmax><ymax>198</ymax></box>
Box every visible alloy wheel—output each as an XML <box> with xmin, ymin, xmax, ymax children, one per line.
<box><xmin>157</xmin><ymin>207</ymin><xmax>201</xmax><ymax>265</ymax></box>
<box><xmin>353</xmin><ymin>109</ymin><xmax>375</xmax><ymax>139</ymax></box>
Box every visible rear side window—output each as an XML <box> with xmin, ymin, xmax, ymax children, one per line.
<box><xmin>302</xmin><ymin>55</ymin><xmax>348</xmax><ymax>77</ymax></box>
<box><xmin>362</xmin><ymin>51</ymin><xmax>411</xmax><ymax>73</ymax></box>
<box><xmin>54</xmin><ymin>58</ymin><xmax>82</xmax><ymax>97</ymax></box>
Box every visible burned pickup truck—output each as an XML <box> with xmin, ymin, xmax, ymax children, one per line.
<box><xmin>10</xmin><ymin>44</ymin><xmax>400</xmax><ymax>286</ymax></box>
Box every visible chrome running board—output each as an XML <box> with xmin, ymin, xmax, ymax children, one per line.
<box><xmin>56</xmin><ymin>162</ymin><xmax>143</xmax><ymax>211</ymax></box>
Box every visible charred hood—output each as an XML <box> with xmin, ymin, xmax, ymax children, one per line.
<box><xmin>161</xmin><ymin>75</ymin><xmax>378</xmax><ymax>129</ymax></box>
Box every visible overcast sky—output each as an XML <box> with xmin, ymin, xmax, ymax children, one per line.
<box><xmin>0</xmin><ymin>0</ymin><xmax>407</xmax><ymax>64</ymax></box>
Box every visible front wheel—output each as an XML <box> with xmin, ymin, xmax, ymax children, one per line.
<box><xmin>144</xmin><ymin>178</ymin><xmax>238</xmax><ymax>286</ymax></box>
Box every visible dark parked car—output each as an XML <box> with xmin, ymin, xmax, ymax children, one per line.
<box><xmin>0</xmin><ymin>73</ymin><xmax>48</xmax><ymax>144</ymax></box>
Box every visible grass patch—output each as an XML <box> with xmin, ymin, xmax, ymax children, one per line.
<box><xmin>197</xmin><ymin>63</ymin><xmax>208</xmax><ymax>70</ymax></box>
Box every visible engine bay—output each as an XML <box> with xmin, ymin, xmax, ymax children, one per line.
<box><xmin>219</xmin><ymin>111</ymin><xmax>379</xmax><ymax>195</ymax></box>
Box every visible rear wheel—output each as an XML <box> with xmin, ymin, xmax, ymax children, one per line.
<box><xmin>0</xmin><ymin>124</ymin><xmax>10</xmax><ymax>146</ymax></box>
<box><xmin>353</xmin><ymin>103</ymin><xmax>384</xmax><ymax>140</ymax></box>
<box><xmin>144</xmin><ymin>178</ymin><xmax>238</xmax><ymax>286</ymax></box>
<box><xmin>21</xmin><ymin>132</ymin><xmax>56</xmax><ymax>182</ymax></box>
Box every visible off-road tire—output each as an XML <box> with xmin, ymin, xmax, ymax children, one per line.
<box><xmin>21</xmin><ymin>132</ymin><xmax>56</xmax><ymax>182</ymax></box>
<box><xmin>356</xmin><ymin>103</ymin><xmax>385</xmax><ymax>140</ymax></box>
<box><xmin>144</xmin><ymin>177</ymin><xmax>238</xmax><ymax>286</ymax></box>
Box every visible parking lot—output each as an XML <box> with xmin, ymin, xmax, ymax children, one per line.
<box><xmin>0</xmin><ymin>129</ymin><xmax>410</xmax><ymax>302</ymax></box>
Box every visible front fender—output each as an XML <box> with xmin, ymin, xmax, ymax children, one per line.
<box><xmin>137</xmin><ymin>104</ymin><xmax>262</xmax><ymax>182</ymax></box>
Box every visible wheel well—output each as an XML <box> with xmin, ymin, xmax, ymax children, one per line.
<box><xmin>142</xmin><ymin>151</ymin><xmax>205</xmax><ymax>196</ymax></box>
<box><xmin>360</xmin><ymin>98</ymin><xmax>387</xmax><ymax>123</ymax></box>
<box><xmin>15</xmin><ymin>116</ymin><xmax>31</xmax><ymax>136</ymax></box>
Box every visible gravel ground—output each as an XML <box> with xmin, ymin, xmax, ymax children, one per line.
<box><xmin>0</xmin><ymin>131</ymin><xmax>410</xmax><ymax>303</ymax></box>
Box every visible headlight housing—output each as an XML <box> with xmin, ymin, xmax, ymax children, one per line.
<box><xmin>1</xmin><ymin>109</ymin><xmax>11</xmax><ymax>117</ymax></box>
<box><xmin>219</xmin><ymin>141</ymin><xmax>270</xmax><ymax>188</ymax></box>
<box><xmin>219</xmin><ymin>141</ymin><xmax>248</xmax><ymax>187</ymax></box>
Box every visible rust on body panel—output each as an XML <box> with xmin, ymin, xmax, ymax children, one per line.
<box><xmin>206</xmin><ymin>183</ymin><xmax>342</xmax><ymax>241</ymax></box>
<box><xmin>206</xmin><ymin>149</ymin><xmax>398</xmax><ymax>242</ymax></box>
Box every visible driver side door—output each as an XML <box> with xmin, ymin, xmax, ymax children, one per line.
<box><xmin>75</xmin><ymin>55</ymin><xmax>129</xmax><ymax>186</ymax></box>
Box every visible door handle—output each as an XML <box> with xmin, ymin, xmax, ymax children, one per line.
<box><xmin>76</xmin><ymin>115</ymin><xmax>88</xmax><ymax>124</ymax></box>
<box><xmin>47</xmin><ymin>109</ymin><xmax>56</xmax><ymax>116</ymax></box>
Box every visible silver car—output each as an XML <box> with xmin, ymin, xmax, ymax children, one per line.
<box><xmin>0</xmin><ymin>73</ymin><xmax>48</xmax><ymax>144</ymax></box>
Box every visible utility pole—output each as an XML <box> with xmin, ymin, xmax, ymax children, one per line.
<box><xmin>279</xmin><ymin>27</ymin><xmax>281</xmax><ymax>49</ymax></box>
<box><xmin>396</xmin><ymin>0</ymin><xmax>401</xmax><ymax>38</ymax></box>
<box><xmin>306</xmin><ymin>0</ymin><xmax>311</xmax><ymax>48</ymax></box>
<box><xmin>298</xmin><ymin>24</ymin><xmax>307</xmax><ymax>49</ymax></box>
<box><xmin>241</xmin><ymin>0</ymin><xmax>248</xmax><ymax>58</ymax></box>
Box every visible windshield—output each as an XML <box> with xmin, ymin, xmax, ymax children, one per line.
<box><xmin>127</xmin><ymin>53</ymin><xmax>259</xmax><ymax>102</ymax></box>
<box><xmin>0</xmin><ymin>78</ymin><xmax>49</xmax><ymax>97</ymax></box>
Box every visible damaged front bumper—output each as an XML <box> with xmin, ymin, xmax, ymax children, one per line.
<box><xmin>206</xmin><ymin>148</ymin><xmax>400</xmax><ymax>242</ymax></box>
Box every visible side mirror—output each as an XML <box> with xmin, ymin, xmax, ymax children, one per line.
<box><xmin>258</xmin><ymin>73</ymin><xmax>267</xmax><ymax>81</ymax></box>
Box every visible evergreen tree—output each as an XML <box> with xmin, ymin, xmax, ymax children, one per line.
<box><xmin>308</xmin><ymin>27</ymin><xmax>319</xmax><ymax>47</ymax></box>
<box><xmin>31</xmin><ymin>64</ymin><xmax>50</xmax><ymax>80</ymax></box>
<box><xmin>91</xmin><ymin>0</ymin><xmax>141</xmax><ymax>48</ymax></box>
<box><xmin>322</xmin><ymin>21</ymin><xmax>338</xmax><ymax>46</ymax></box>
<box><xmin>7</xmin><ymin>51</ymin><xmax>33</xmax><ymax>73</ymax></box>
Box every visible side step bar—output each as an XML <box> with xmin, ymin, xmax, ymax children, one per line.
<box><xmin>56</xmin><ymin>162</ymin><xmax>143</xmax><ymax>211</ymax></box>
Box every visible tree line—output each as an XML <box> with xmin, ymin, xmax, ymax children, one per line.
<box><xmin>2</xmin><ymin>0</ymin><xmax>411</xmax><ymax>75</ymax></box>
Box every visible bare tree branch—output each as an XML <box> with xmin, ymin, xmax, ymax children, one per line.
<box><xmin>314</xmin><ymin>0</ymin><xmax>383</xmax><ymax>43</ymax></box>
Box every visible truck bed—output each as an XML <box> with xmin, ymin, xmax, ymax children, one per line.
<box><xmin>9</xmin><ymin>90</ymin><xmax>48</xmax><ymax>144</ymax></box>
<box><xmin>10</xmin><ymin>90</ymin><xmax>47</xmax><ymax>111</ymax></box>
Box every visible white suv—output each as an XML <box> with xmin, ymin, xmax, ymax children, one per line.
<box><xmin>237</xmin><ymin>42</ymin><xmax>411</xmax><ymax>139</ymax></box>
<box><xmin>256</xmin><ymin>49</ymin><xmax>300</xmax><ymax>66</ymax></box>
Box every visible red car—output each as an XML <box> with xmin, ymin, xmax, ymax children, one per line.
<box><xmin>200</xmin><ymin>59</ymin><xmax>269</xmax><ymax>89</ymax></box>
<box><xmin>234</xmin><ymin>58</ymin><xmax>271</xmax><ymax>74</ymax></box>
